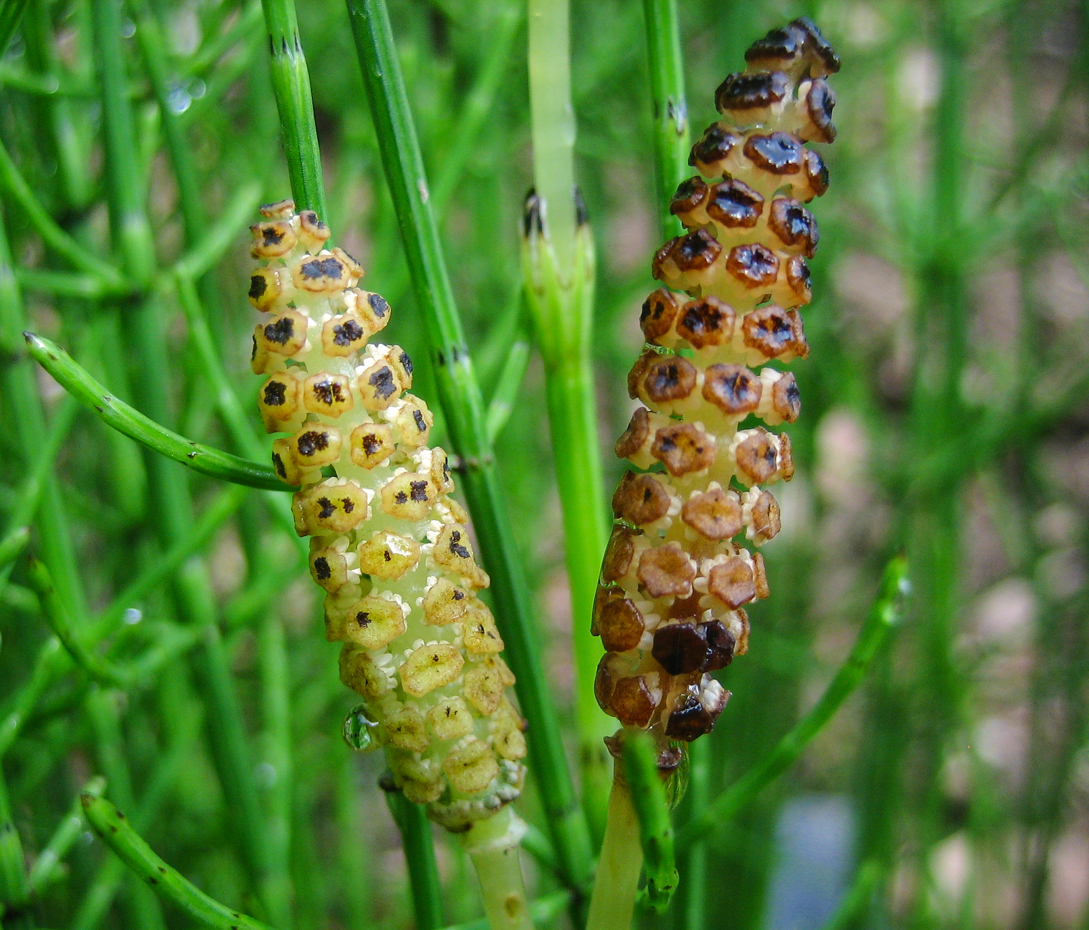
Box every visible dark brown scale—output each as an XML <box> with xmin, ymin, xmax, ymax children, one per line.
<box><xmin>301</xmin><ymin>257</ymin><xmax>345</xmax><ymax>281</ymax></box>
<box><xmin>771</xmin><ymin>373</ymin><xmax>802</xmax><ymax>422</ymax></box>
<box><xmin>297</xmin><ymin>431</ymin><xmax>330</xmax><ymax>457</ymax></box>
<box><xmin>612</xmin><ymin>472</ymin><xmax>671</xmax><ymax>526</ymax></box>
<box><xmin>593</xmin><ymin>589</ymin><xmax>646</xmax><ymax>652</ymax></box>
<box><xmin>615</xmin><ymin>407</ymin><xmax>650</xmax><ymax>459</ymax></box>
<box><xmin>399</xmin><ymin>351</ymin><xmax>413</xmax><ymax>375</ymax></box>
<box><xmin>249</xmin><ymin>275</ymin><xmax>268</xmax><ymax>300</ymax></box>
<box><xmin>706</xmin><ymin>180</ymin><xmax>764</xmax><ymax>228</ymax></box>
<box><xmin>735</xmin><ymin>430</ymin><xmax>780</xmax><ymax>485</ymax></box>
<box><xmin>263</xmin><ymin>381</ymin><xmax>288</xmax><ymax>407</ymax></box>
<box><xmin>744</xmin><ymin>21</ymin><xmax>809</xmax><ymax>70</ymax></box>
<box><xmin>703</xmin><ymin>364</ymin><xmax>762</xmax><ymax>416</ymax></box>
<box><xmin>627</xmin><ymin>350</ymin><xmax>659</xmax><ymax>400</ymax></box>
<box><xmin>652</xmin><ymin>622</ymin><xmax>707</xmax><ymax>675</ymax></box>
<box><xmin>640</xmin><ymin>289</ymin><xmax>682</xmax><ymax>344</ymax></box>
<box><xmin>805</xmin><ymin>149</ymin><xmax>830</xmax><ymax>196</ymax></box>
<box><xmin>362</xmin><ymin>432</ymin><xmax>382</xmax><ymax>455</ymax></box>
<box><xmin>601</xmin><ymin>527</ymin><xmax>636</xmax><ymax>583</ymax></box>
<box><xmin>751</xmin><ymin>490</ymin><xmax>782</xmax><ymax>542</ymax></box>
<box><xmin>369</xmin><ymin>293</ymin><xmax>389</xmax><ymax>317</ymax></box>
<box><xmin>689</xmin><ymin>123</ymin><xmax>740</xmax><ymax>169</ymax></box>
<box><xmin>264</xmin><ymin>316</ymin><xmax>296</xmax><ymax>345</ymax></box>
<box><xmin>317</xmin><ymin>497</ymin><xmax>335</xmax><ymax>519</ymax></box>
<box><xmin>650</xmin><ymin>423</ymin><xmax>715</xmax><ymax>477</ymax></box>
<box><xmin>413</xmin><ymin>409</ymin><xmax>427</xmax><ymax>432</ymax></box>
<box><xmin>313</xmin><ymin>557</ymin><xmax>331</xmax><ymax>580</ymax></box>
<box><xmin>262</xmin><ymin>226</ymin><xmax>285</xmax><ymax>246</ymax></box>
<box><xmin>786</xmin><ymin>256</ymin><xmax>812</xmax><ymax>303</ymax></box>
<box><xmin>768</xmin><ymin>199</ymin><xmax>819</xmax><ymax>257</ymax></box>
<box><xmin>409</xmin><ymin>480</ymin><xmax>429</xmax><ymax>502</ymax></box>
<box><xmin>669</xmin><ymin>177</ymin><xmax>708</xmax><ymax>216</ymax></box>
<box><xmin>714</xmin><ymin>70</ymin><xmax>789</xmax><ymax>113</ymax></box>
<box><xmin>272</xmin><ymin>452</ymin><xmax>287</xmax><ymax>479</ymax></box>
<box><xmin>654</xmin><ymin>229</ymin><xmax>722</xmax><ymax>277</ymax></box>
<box><xmin>610</xmin><ymin>676</ymin><xmax>658</xmax><ymax>728</ymax></box>
<box><xmin>447</xmin><ymin>531</ymin><xmax>471</xmax><ymax>559</ymax></box>
<box><xmin>333</xmin><ymin>319</ymin><xmax>365</xmax><ymax>346</ymax></box>
<box><xmin>702</xmin><ymin>621</ymin><xmax>736</xmax><ymax>671</ymax></box>
<box><xmin>744</xmin><ymin>132</ymin><xmax>804</xmax><ymax>175</ymax></box>
<box><xmin>727</xmin><ymin>243</ymin><xmax>780</xmax><ymax>289</ymax></box>
<box><xmin>664</xmin><ymin>693</ymin><xmax>717</xmax><ymax>741</ymax></box>
<box><xmin>805</xmin><ymin>79</ymin><xmax>837</xmax><ymax>143</ymax></box>
<box><xmin>676</xmin><ymin>297</ymin><xmax>734</xmax><ymax>349</ymax></box>
<box><xmin>742</xmin><ymin>306</ymin><xmax>806</xmax><ymax>358</ymax></box>
<box><xmin>312</xmin><ymin>378</ymin><xmax>346</xmax><ymax>407</ymax></box>
<box><xmin>369</xmin><ymin>367</ymin><xmax>397</xmax><ymax>399</ymax></box>
<box><xmin>642</xmin><ymin>355</ymin><xmax>698</xmax><ymax>404</ymax></box>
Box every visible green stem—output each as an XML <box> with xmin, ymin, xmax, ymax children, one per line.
<box><xmin>345</xmin><ymin>0</ymin><xmax>594</xmax><ymax>902</ymax></box>
<box><xmin>622</xmin><ymin>732</ymin><xmax>676</xmax><ymax>912</ymax></box>
<box><xmin>27</xmin><ymin>778</ymin><xmax>107</xmax><ymax>896</ymax></box>
<box><xmin>0</xmin><ymin>137</ymin><xmax>129</xmax><ymax>292</ymax></box>
<box><xmin>384</xmin><ymin>791</ymin><xmax>443</xmax><ymax>930</ymax></box>
<box><xmin>80</xmin><ymin>793</ymin><xmax>279</xmax><ymax>930</ymax></box>
<box><xmin>522</xmin><ymin>195</ymin><xmax>612</xmax><ymax>837</ymax></box>
<box><xmin>23</xmin><ymin>333</ymin><xmax>288</xmax><ymax>491</ymax></box>
<box><xmin>0</xmin><ymin>0</ymin><xmax>30</xmax><ymax>58</ymax></box>
<box><xmin>438</xmin><ymin>891</ymin><xmax>571</xmax><ymax>930</ymax></box>
<box><xmin>642</xmin><ymin>0</ymin><xmax>689</xmax><ymax>241</ymax></box>
<box><xmin>527</xmin><ymin>0</ymin><xmax>576</xmax><ymax>275</ymax></box>
<box><xmin>459</xmin><ymin>807</ymin><xmax>534</xmax><ymax>930</ymax></box>
<box><xmin>0</xmin><ymin>765</ymin><xmax>29</xmax><ymax>923</ymax></box>
<box><xmin>585</xmin><ymin>767</ymin><xmax>643</xmax><ymax>930</ymax></box>
<box><xmin>25</xmin><ymin>558</ymin><xmax>130</xmax><ymax>688</ymax></box>
<box><xmin>259</xmin><ymin>0</ymin><xmax>326</xmax><ymax>218</ymax></box>
<box><xmin>677</xmin><ymin>556</ymin><xmax>909</xmax><ymax>845</ymax></box>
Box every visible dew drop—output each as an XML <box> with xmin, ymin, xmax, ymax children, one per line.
<box><xmin>343</xmin><ymin>705</ymin><xmax>380</xmax><ymax>752</ymax></box>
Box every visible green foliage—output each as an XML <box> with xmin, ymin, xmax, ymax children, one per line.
<box><xmin>1</xmin><ymin>1</ymin><xmax>1087</xmax><ymax>929</ymax></box>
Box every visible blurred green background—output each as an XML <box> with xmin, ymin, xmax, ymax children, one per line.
<box><xmin>1</xmin><ymin>0</ymin><xmax>1088</xmax><ymax>928</ymax></box>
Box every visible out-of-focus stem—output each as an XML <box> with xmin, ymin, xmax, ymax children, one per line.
<box><xmin>527</xmin><ymin>0</ymin><xmax>576</xmax><ymax>275</ymax></box>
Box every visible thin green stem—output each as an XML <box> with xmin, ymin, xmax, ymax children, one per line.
<box><xmin>0</xmin><ymin>0</ymin><xmax>31</xmax><ymax>58</ymax></box>
<box><xmin>0</xmin><ymin>765</ymin><xmax>30</xmax><ymax>923</ymax></box>
<box><xmin>0</xmin><ymin>139</ymin><xmax>129</xmax><ymax>292</ymax></box>
<box><xmin>678</xmin><ymin>556</ymin><xmax>909</xmax><ymax>845</ymax></box>
<box><xmin>384</xmin><ymin>791</ymin><xmax>443</xmax><ymax>930</ymax></box>
<box><xmin>527</xmin><ymin>0</ymin><xmax>576</xmax><ymax>275</ymax></box>
<box><xmin>80</xmin><ymin>793</ymin><xmax>279</xmax><ymax>930</ymax></box>
<box><xmin>259</xmin><ymin>0</ymin><xmax>326</xmax><ymax>218</ymax></box>
<box><xmin>642</xmin><ymin>0</ymin><xmax>689</xmax><ymax>241</ymax></box>
<box><xmin>27</xmin><ymin>778</ymin><xmax>107</xmax><ymax>896</ymax></box>
<box><xmin>622</xmin><ymin>732</ymin><xmax>676</xmax><ymax>912</ymax></box>
<box><xmin>345</xmin><ymin>0</ymin><xmax>594</xmax><ymax>902</ymax></box>
<box><xmin>23</xmin><ymin>333</ymin><xmax>287</xmax><ymax>491</ymax></box>
<box><xmin>25</xmin><ymin>558</ymin><xmax>130</xmax><ymax>688</ymax></box>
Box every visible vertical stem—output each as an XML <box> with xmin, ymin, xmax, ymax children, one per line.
<box><xmin>527</xmin><ymin>0</ymin><xmax>576</xmax><ymax>275</ymax></box>
<box><xmin>586</xmin><ymin>767</ymin><xmax>644</xmax><ymax>930</ymax></box>
<box><xmin>642</xmin><ymin>0</ymin><xmax>689</xmax><ymax>241</ymax></box>
<box><xmin>385</xmin><ymin>791</ymin><xmax>444</xmax><ymax>930</ymax></box>
<box><xmin>260</xmin><ymin>0</ymin><xmax>327</xmax><ymax>218</ymax></box>
<box><xmin>0</xmin><ymin>766</ymin><xmax>31</xmax><ymax>929</ymax></box>
<box><xmin>345</xmin><ymin>0</ymin><xmax>594</xmax><ymax>904</ymax></box>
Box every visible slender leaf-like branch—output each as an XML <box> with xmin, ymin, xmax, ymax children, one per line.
<box><xmin>677</xmin><ymin>556</ymin><xmax>909</xmax><ymax>845</ymax></box>
<box><xmin>27</xmin><ymin>778</ymin><xmax>107</xmax><ymax>896</ymax></box>
<box><xmin>80</xmin><ymin>793</ymin><xmax>280</xmax><ymax>930</ymax></box>
<box><xmin>23</xmin><ymin>333</ymin><xmax>288</xmax><ymax>492</ymax></box>
<box><xmin>345</xmin><ymin>0</ymin><xmax>594</xmax><ymax>900</ymax></box>
<box><xmin>0</xmin><ymin>0</ymin><xmax>31</xmax><ymax>58</ymax></box>
<box><xmin>622</xmin><ymin>733</ymin><xmax>677</xmax><ymax>913</ymax></box>
<box><xmin>260</xmin><ymin>0</ymin><xmax>326</xmax><ymax>218</ymax></box>
<box><xmin>26</xmin><ymin>558</ymin><xmax>130</xmax><ymax>688</ymax></box>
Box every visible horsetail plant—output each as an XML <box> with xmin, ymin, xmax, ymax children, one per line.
<box><xmin>246</xmin><ymin>201</ymin><xmax>533</xmax><ymax>929</ymax></box>
<box><xmin>588</xmin><ymin>19</ymin><xmax>841</xmax><ymax>927</ymax></box>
